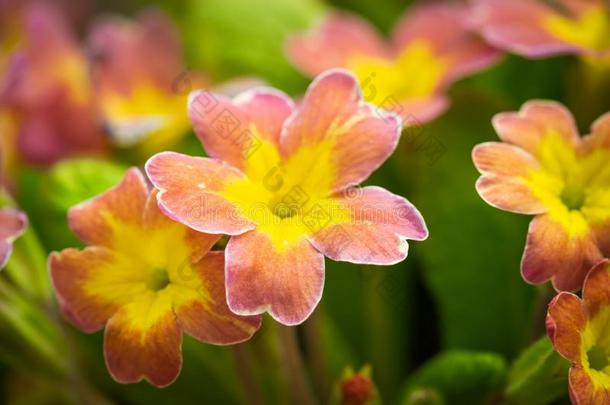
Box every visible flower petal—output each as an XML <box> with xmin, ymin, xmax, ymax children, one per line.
<box><xmin>474</xmin><ymin>0</ymin><xmax>581</xmax><ymax>58</ymax></box>
<box><xmin>392</xmin><ymin>2</ymin><xmax>501</xmax><ymax>81</ymax></box>
<box><xmin>49</xmin><ymin>247</ymin><xmax>137</xmax><ymax>333</ymax></box>
<box><xmin>280</xmin><ymin>69</ymin><xmax>401</xmax><ymax>192</ymax></box>
<box><xmin>492</xmin><ymin>100</ymin><xmax>580</xmax><ymax>157</ymax></box>
<box><xmin>0</xmin><ymin>208</ymin><xmax>27</xmax><ymax>269</ymax></box>
<box><xmin>582</xmin><ymin>259</ymin><xmax>610</xmax><ymax>317</ymax></box>
<box><xmin>568</xmin><ymin>367</ymin><xmax>610</xmax><ymax>405</ymax></box>
<box><xmin>521</xmin><ymin>214</ymin><xmax>604</xmax><ymax>291</ymax></box>
<box><xmin>173</xmin><ymin>252</ymin><xmax>261</xmax><ymax>344</ymax></box>
<box><xmin>473</xmin><ymin>142</ymin><xmax>547</xmax><ymax>214</ymax></box>
<box><xmin>188</xmin><ymin>88</ymin><xmax>294</xmax><ymax>171</ymax></box>
<box><xmin>145</xmin><ymin>151</ymin><xmax>256</xmax><ymax>235</ymax></box>
<box><xmin>104</xmin><ymin>291</ymin><xmax>181</xmax><ymax>387</ymax></box>
<box><xmin>308</xmin><ymin>186</ymin><xmax>427</xmax><ymax>265</ymax></box>
<box><xmin>68</xmin><ymin>167</ymin><xmax>148</xmax><ymax>247</ymax></box>
<box><xmin>225</xmin><ymin>230</ymin><xmax>324</xmax><ymax>326</ymax></box>
<box><xmin>286</xmin><ymin>12</ymin><xmax>391</xmax><ymax>77</ymax></box>
<box><xmin>546</xmin><ymin>292</ymin><xmax>586</xmax><ymax>362</ymax></box>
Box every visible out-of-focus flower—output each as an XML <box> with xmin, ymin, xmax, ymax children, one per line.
<box><xmin>546</xmin><ymin>259</ymin><xmax>610</xmax><ymax>404</ymax></box>
<box><xmin>0</xmin><ymin>207</ymin><xmax>27</xmax><ymax>269</ymax></box>
<box><xmin>49</xmin><ymin>168</ymin><xmax>261</xmax><ymax>387</ymax></box>
<box><xmin>472</xmin><ymin>101</ymin><xmax>610</xmax><ymax>291</ymax></box>
<box><xmin>330</xmin><ymin>365</ymin><xmax>380</xmax><ymax>405</ymax></box>
<box><xmin>146</xmin><ymin>69</ymin><xmax>428</xmax><ymax>325</ymax></box>
<box><xmin>287</xmin><ymin>3</ymin><xmax>500</xmax><ymax>124</ymax></box>
<box><xmin>0</xmin><ymin>2</ymin><xmax>106</xmax><ymax>166</ymax></box>
<box><xmin>474</xmin><ymin>0</ymin><xmax>610</xmax><ymax>61</ymax></box>
<box><xmin>89</xmin><ymin>10</ymin><xmax>207</xmax><ymax>158</ymax></box>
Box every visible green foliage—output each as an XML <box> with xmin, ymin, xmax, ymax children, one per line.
<box><xmin>504</xmin><ymin>337</ymin><xmax>570</xmax><ymax>405</ymax></box>
<box><xmin>400</xmin><ymin>350</ymin><xmax>507</xmax><ymax>405</ymax></box>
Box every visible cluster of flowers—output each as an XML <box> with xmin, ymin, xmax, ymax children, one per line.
<box><xmin>0</xmin><ymin>0</ymin><xmax>609</xmax><ymax>399</ymax></box>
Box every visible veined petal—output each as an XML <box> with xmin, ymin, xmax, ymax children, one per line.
<box><xmin>521</xmin><ymin>214</ymin><xmax>604</xmax><ymax>291</ymax></box>
<box><xmin>173</xmin><ymin>252</ymin><xmax>261</xmax><ymax>344</ymax></box>
<box><xmin>68</xmin><ymin>168</ymin><xmax>148</xmax><ymax>247</ymax></box>
<box><xmin>473</xmin><ymin>142</ymin><xmax>547</xmax><ymax>214</ymax></box>
<box><xmin>280</xmin><ymin>69</ymin><xmax>401</xmax><ymax>192</ymax></box>
<box><xmin>0</xmin><ymin>208</ymin><xmax>27</xmax><ymax>269</ymax></box>
<box><xmin>308</xmin><ymin>186</ymin><xmax>427</xmax><ymax>265</ymax></box>
<box><xmin>492</xmin><ymin>100</ymin><xmax>580</xmax><ymax>157</ymax></box>
<box><xmin>104</xmin><ymin>291</ymin><xmax>181</xmax><ymax>387</ymax></box>
<box><xmin>583</xmin><ymin>112</ymin><xmax>610</xmax><ymax>152</ymax></box>
<box><xmin>145</xmin><ymin>152</ymin><xmax>256</xmax><ymax>235</ymax></box>
<box><xmin>49</xmin><ymin>247</ymin><xmax>140</xmax><ymax>333</ymax></box>
<box><xmin>225</xmin><ymin>230</ymin><xmax>324</xmax><ymax>326</ymax></box>
<box><xmin>569</xmin><ymin>367</ymin><xmax>610</xmax><ymax>405</ymax></box>
<box><xmin>391</xmin><ymin>2</ymin><xmax>501</xmax><ymax>81</ymax></box>
<box><xmin>582</xmin><ymin>260</ymin><xmax>610</xmax><ymax>317</ymax></box>
<box><xmin>546</xmin><ymin>292</ymin><xmax>586</xmax><ymax>362</ymax></box>
<box><xmin>188</xmin><ymin>88</ymin><xmax>294</xmax><ymax>171</ymax></box>
<box><xmin>474</xmin><ymin>0</ymin><xmax>582</xmax><ymax>58</ymax></box>
<box><xmin>286</xmin><ymin>12</ymin><xmax>391</xmax><ymax>77</ymax></box>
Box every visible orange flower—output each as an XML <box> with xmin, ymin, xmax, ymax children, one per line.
<box><xmin>49</xmin><ymin>168</ymin><xmax>260</xmax><ymax>387</ymax></box>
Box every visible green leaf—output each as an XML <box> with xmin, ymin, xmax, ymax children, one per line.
<box><xmin>504</xmin><ymin>337</ymin><xmax>570</xmax><ymax>405</ymax></box>
<box><xmin>400</xmin><ymin>350</ymin><xmax>507</xmax><ymax>405</ymax></box>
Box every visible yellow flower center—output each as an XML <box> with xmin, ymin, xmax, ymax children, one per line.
<box><xmin>587</xmin><ymin>345</ymin><xmax>609</xmax><ymax>371</ymax></box>
<box><xmin>347</xmin><ymin>41</ymin><xmax>447</xmax><ymax>106</ymax></box>
<box><xmin>146</xmin><ymin>267</ymin><xmax>171</xmax><ymax>292</ymax></box>
<box><xmin>525</xmin><ymin>132</ymin><xmax>610</xmax><ymax>236</ymax></box>
<box><xmin>544</xmin><ymin>6</ymin><xmax>610</xmax><ymax>52</ymax></box>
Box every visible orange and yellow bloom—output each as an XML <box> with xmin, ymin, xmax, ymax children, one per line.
<box><xmin>473</xmin><ymin>101</ymin><xmax>610</xmax><ymax>291</ymax></box>
<box><xmin>547</xmin><ymin>259</ymin><xmax>610</xmax><ymax>404</ymax></box>
<box><xmin>287</xmin><ymin>3</ymin><xmax>500</xmax><ymax>123</ymax></box>
<box><xmin>49</xmin><ymin>168</ymin><xmax>261</xmax><ymax>387</ymax></box>
<box><xmin>475</xmin><ymin>0</ymin><xmax>610</xmax><ymax>61</ymax></box>
<box><xmin>146</xmin><ymin>70</ymin><xmax>428</xmax><ymax>325</ymax></box>
<box><xmin>89</xmin><ymin>9</ymin><xmax>206</xmax><ymax>157</ymax></box>
<box><xmin>0</xmin><ymin>207</ymin><xmax>27</xmax><ymax>269</ymax></box>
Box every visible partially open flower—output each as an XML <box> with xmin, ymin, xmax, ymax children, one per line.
<box><xmin>0</xmin><ymin>207</ymin><xmax>27</xmax><ymax>269</ymax></box>
<box><xmin>474</xmin><ymin>0</ymin><xmax>610</xmax><ymax>61</ymax></box>
<box><xmin>89</xmin><ymin>9</ymin><xmax>207</xmax><ymax>157</ymax></box>
<box><xmin>146</xmin><ymin>69</ymin><xmax>428</xmax><ymax>325</ymax></box>
<box><xmin>287</xmin><ymin>2</ymin><xmax>500</xmax><ymax>124</ymax></box>
<box><xmin>49</xmin><ymin>168</ymin><xmax>261</xmax><ymax>387</ymax></box>
<box><xmin>547</xmin><ymin>259</ymin><xmax>610</xmax><ymax>404</ymax></box>
<box><xmin>473</xmin><ymin>101</ymin><xmax>610</xmax><ymax>291</ymax></box>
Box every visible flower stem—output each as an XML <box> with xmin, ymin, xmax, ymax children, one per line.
<box><xmin>303</xmin><ymin>308</ymin><xmax>330</xmax><ymax>401</ymax></box>
<box><xmin>232</xmin><ymin>343</ymin><xmax>265</xmax><ymax>405</ymax></box>
<box><xmin>276</xmin><ymin>325</ymin><xmax>318</xmax><ymax>405</ymax></box>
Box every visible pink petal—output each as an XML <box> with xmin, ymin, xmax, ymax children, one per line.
<box><xmin>473</xmin><ymin>0</ymin><xmax>582</xmax><ymax>58</ymax></box>
<box><xmin>188</xmin><ymin>88</ymin><xmax>294</xmax><ymax>171</ymax></box>
<box><xmin>145</xmin><ymin>152</ymin><xmax>256</xmax><ymax>235</ymax></box>
<box><xmin>0</xmin><ymin>208</ymin><xmax>27</xmax><ymax>269</ymax></box>
<box><xmin>225</xmin><ymin>230</ymin><xmax>325</xmax><ymax>326</ymax></box>
<box><xmin>286</xmin><ymin>12</ymin><xmax>391</xmax><ymax>77</ymax></box>
<box><xmin>308</xmin><ymin>186</ymin><xmax>427</xmax><ymax>265</ymax></box>
<box><xmin>280</xmin><ymin>69</ymin><xmax>401</xmax><ymax>192</ymax></box>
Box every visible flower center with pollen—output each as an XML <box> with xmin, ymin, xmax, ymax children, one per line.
<box><xmin>147</xmin><ymin>267</ymin><xmax>170</xmax><ymax>292</ymax></box>
<box><xmin>560</xmin><ymin>183</ymin><xmax>586</xmax><ymax>211</ymax></box>
<box><xmin>587</xmin><ymin>345</ymin><xmax>609</xmax><ymax>371</ymax></box>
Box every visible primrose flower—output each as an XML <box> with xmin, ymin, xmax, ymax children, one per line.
<box><xmin>0</xmin><ymin>3</ymin><xmax>106</xmax><ymax>165</ymax></box>
<box><xmin>146</xmin><ymin>69</ymin><xmax>428</xmax><ymax>325</ymax></box>
<box><xmin>472</xmin><ymin>101</ymin><xmax>610</xmax><ymax>291</ymax></box>
<box><xmin>89</xmin><ymin>9</ymin><xmax>207</xmax><ymax>157</ymax></box>
<box><xmin>547</xmin><ymin>259</ymin><xmax>610</xmax><ymax>404</ymax></box>
<box><xmin>287</xmin><ymin>3</ymin><xmax>500</xmax><ymax>123</ymax></box>
<box><xmin>474</xmin><ymin>0</ymin><xmax>610</xmax><ymax>61</ymax></box>
<box><xmin>49</xmin><ymin>168</ymin><xmax>261</xmax><ymax>387</ymax></box>
<box><xmin>0</xmin><ymin>208</ymin><xmax>27</xmax><ymax>269</ymax></box>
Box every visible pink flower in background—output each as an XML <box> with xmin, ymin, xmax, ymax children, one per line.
<box><xmin>146</xmin><ymin>69</ymin><xmax>428</xmax><ymax>325</ymax></box>
<box><xmin>287</xmin><ymin>2</ymin><xmax>501</xmax><ymax>124</ymax></box>
<box><xmin>89</xmin><ymin>9</ymin><xmax>209</xmax><ymax>157</ymax></box>
<box><xmin>0</xmin><ymin>207</ymin><xmax>27</xmax><ymax>269</ymax></box>
<box><xmin>0</xmin><ymin>2</ymin><xmax>106</xmax><ymax>166</ymax></box>
<box><xmin>474</xmin><ymin>0</ymin><xmax>610</xmax><ymax>60</ymax></box>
